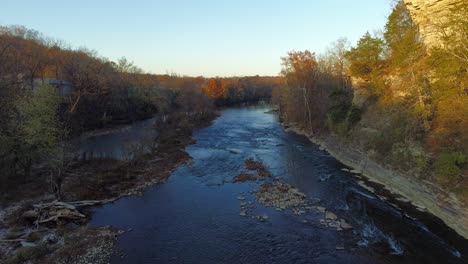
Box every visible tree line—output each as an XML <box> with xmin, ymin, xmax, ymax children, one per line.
<box><xmin>274</xmin><ymin>1</ymin><xmax>467</xmax><ymax>200</ymax></box>
<box><xmin>204</xmin><ymin>76</ymin><xmax>280</xmax><ymax>106</ymax></box>
<box><xmin>0</xmin><ymin>25</ymin><xmax>280</xmax><ymax>200</ymax></box>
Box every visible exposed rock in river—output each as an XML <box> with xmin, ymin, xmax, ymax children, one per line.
<box><xmin>255</xmin><ymin>182</ymin><xmax>306</xmax><ymax>209</ymax></box>
<box><xmin>325</xmin><ymin>211</ymin><xmax>337</xmax><ymax>220</ymax></box>
<box><xmin>233</xmin><ymin>159</ymin><xmax>271</xmax><ymax>182</ymax></box>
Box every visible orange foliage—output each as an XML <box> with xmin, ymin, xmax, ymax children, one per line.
<box><xmin>204</xmin><ymin>78</ymin><xmax>226</xmax><ymax>99</ymax></box>
<box><xmin>43</xmin><ymin>65</ymin><xmax>58</xmax><ymax>78</ymax></box>
<box><xmin>427</xmin><ymin>95</ymin><xmax>468</xmax><ymax>153</ymax></box>
<box><xmin>281</xmin><ymin>50</ymin><xmax>318</xmax><ymax>86</ymax></box>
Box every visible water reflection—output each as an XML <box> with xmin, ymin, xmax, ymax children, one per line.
<box><xmin>68</xmin><ymin>118</ymin><xmax>157</xmax><ymax>160</ymax></box>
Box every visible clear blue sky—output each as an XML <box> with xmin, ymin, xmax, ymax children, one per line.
<box><xmin>1</xmin><ymin>0</ymin><xmax>392</xmax><ymax>77</ymax></box>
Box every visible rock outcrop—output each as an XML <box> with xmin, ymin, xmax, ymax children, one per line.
<box><xmin>403</xmin><ymin>0</ymin><xmax>464</xmax><ymax>47</ymax></box>
<box><xmin>285</xmin><ymin>126</ymin><xmax>468</xmax><ymax>240</ymax></box>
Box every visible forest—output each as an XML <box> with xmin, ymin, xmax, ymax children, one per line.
<box><xmin>273</xmin><ymin>1</ymin><xmax>467</xmax><ymax>201</ymax></box>
<box><xmin>1</xmin><ymin>0</ymin><xmax>466</xmax><ymax>208</ymax></box>
<box><xmin>0</xmin><ymin>0</ymin><xmax>466</xmax><ymax>218</ymax></box>
<box><xmin>0</xmin><ymin>25</ymin><xmax>280</xmax><ymax>203</ymax></box>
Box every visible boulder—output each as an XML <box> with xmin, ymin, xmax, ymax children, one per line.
<box><xmin>325</xmin><ymin>211</ymin><xmax>337</xmax><ymax>220</ymax></box>
<box><xmin>340</xmin><ymin>219</ymin><xmax>353</xmax><ymax>230</ymax></box>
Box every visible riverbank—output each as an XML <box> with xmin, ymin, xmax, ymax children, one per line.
<box><xmin>0</xmin><ymin>111</ymin><xmax>218</xmax><ymax>264</ymax></box>
<box><xmin>283</xmin><ymin>123</ymin><xmax>468</xmax><ymax>240</ymax></box>
<box><xmin>88</xmin><ymin>106</ymin><xmax>467</xmax><ymax>263</ymax></box>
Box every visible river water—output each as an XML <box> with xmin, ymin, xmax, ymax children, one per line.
<box><xmin>90</xmin><ymin>105</ymin><xmax>468</xmax><ymax>264</ymax></box>
<box><xmin>68</xmin><ymin>118</ymin><xmax>157</xmax><ymax>160</ymax></box>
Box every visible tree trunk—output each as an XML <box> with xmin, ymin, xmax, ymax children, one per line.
<box><xmin>302</xmin><ymin>84</ymin><xmax>313</xmax><ymax>134</ymax></box>
<box><xmin>50</xmin><ymin>168</ymin><xmax>63</xmax><ymax>201</ymax></box>
<box><xmin>69</xmin><ymin>92</ymin><xmax>82</xmax><ymax>113</ymax></box>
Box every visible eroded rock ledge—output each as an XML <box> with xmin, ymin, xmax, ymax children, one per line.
<box><xmin>284</xmin><ymin>124</ymin><xmax>468</xmax><ymax>240</ymax></box>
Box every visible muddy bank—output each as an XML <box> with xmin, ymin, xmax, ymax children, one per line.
<box><xmin>284</xmin><ymin>124</ymin><xmax>468</xmax><ymax>240</ymax></box>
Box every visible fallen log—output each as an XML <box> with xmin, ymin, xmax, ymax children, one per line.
<box><xmin>66</xmin><ymin>199</ymin><xmax>116</xmax><ymax>208</ymax></box>
<box><xmin>37</xmin><ymin>211</ymin><xmax>86</xmax><ymax>224</ymax></box>
<box><xmin>0</xmin><ymin>239</ymin><xmax>26</xmax><ymax>243</ymax></box>
<box><xmin>25</xmin><ymin>199</ymin><xmax>114</xmax><ymax>226</ymax></box>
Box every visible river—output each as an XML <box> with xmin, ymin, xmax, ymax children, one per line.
<box><xmin>89</xmin><ymin>105</ymin><xmax>468</xmax><ymax>264</ymax></box>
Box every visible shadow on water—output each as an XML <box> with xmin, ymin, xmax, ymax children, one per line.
<box><xmin>67</xmin><ymin>118</ymin><xmax>157</xmax><ymax>161</ymax></box>
<box><xmin>90</xmin><ymin>105</ymin><xmax>468</xmax><ymax>264</ymax></box>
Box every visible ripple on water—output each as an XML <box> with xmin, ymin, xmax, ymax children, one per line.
<box><xmin>90</xmin><ymin>106</ymin><xmax>468</xmax><ymax>264</ymax></box>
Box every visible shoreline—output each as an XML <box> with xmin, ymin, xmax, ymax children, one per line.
<box><xmin>0</xmin><ymin>112</ymin><xmax>218</xmax><ymax>264</ymax></box>
<box><xmin>283</xmin><ymin>123</ymin><xmax>468</xmax><ymax>240</ymax></box>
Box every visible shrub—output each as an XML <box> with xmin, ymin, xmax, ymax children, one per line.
<box><xmin>326</xmin><ymin>109</ymin><xmax>348</xmax><ymax>136</ymax></box>
<box><xmin>435</xmin><ymin>152</ymin><xmax>467</xmax><ymax>186</ymax></box>
<box><xmin>327</xmin><ymin>104</ymin><xmax>350</xmax><ymax>124</ymax></box>
<box><xmin>346</xmin><ymin>105</ymin><xmax>362</xmax><ymax>128</ymax></box>
<box><xmin>414</xmin><ymin>153</ymin><xmax>430</xmax><ymax>174</ymax></box>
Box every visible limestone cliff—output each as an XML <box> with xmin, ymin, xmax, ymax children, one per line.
<box><xmin>285</xmin><ymin>126</ymin><xmax>468</xmax><ymax>240</ymax></box>
<box><xmin>403</xmin><ymin>0</ymin><xmax>464</xmax><ymax>47</ymax></box>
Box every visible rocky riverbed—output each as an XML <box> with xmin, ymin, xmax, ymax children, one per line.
<box><xmin>88</xmin><ymin>106</ymin><xmax>467</xmax><ymax>264</ymax></box>
<box><xmin>4</xmin><ymin>106</ymin><xmax>464</xmax><ymax>264</ymax></box>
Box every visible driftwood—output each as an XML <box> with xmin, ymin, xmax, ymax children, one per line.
<box><xmin>23</xmin><ymin>199</ymin><xmax>116</xmax><ymax>226</ymax></box>
<box><xmin>0</xmin><ymin>239</ymin><xmax>26</xmax><ymax>243</ymax></box>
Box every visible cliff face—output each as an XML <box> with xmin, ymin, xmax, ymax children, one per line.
<box><xmin>403</xmin><ymin>0</ymin><xmax>463</xmax><ymax>47</ymax></box>
<box><xmin>285</xmin><ymin>126</ymin><xmax>468</xmax><ymax>240</ymax></box>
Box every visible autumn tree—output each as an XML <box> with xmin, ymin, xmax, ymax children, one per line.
<box><xmin>21</xmin><ymin>39</ymin><xmax>49</xmax><ymax>86</ymax></box>
<box><xmin>113</xmin><ymin>56</ymin><xmax>143</xmax><ymax>74</ymax></box>
<box><xmin>59</xmin><ymin>48</ymin><xmax>123</xmax><ymax>132</ymax></box>
<box><xmin>175</xmin><ymin>82</ymin><xmax>213</xmax><ymax>115</ymax></box>
<box><xmin>204</xmin><ymin>78</ymin><xmax>226</xmax><ymax>101</ymax></box>
<box><xmin>281</xmin><ymin>50</ymin><xmax>319</xmax><ymax>132</ymax></box>
<box><xmin>324</xmin><ymin>37</ymin><xmax>351</xmax><ymax>89</ymax></box>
